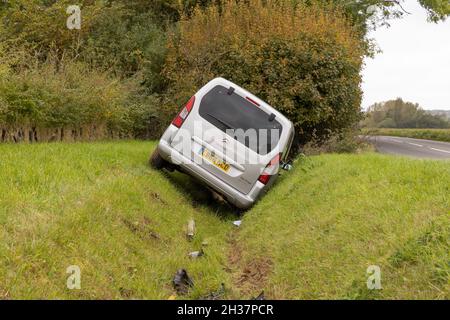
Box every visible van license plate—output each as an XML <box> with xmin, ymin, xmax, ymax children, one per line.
<box><xmin>200</xmin><ymin>148</ymin><xmax>231</xmax><ymax>173</ymax></box>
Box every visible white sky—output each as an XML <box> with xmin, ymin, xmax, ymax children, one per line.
<box><xmin>361</xmin><ymin>1</ymin><xmax>450</xmax><ymax>110</ymax></box>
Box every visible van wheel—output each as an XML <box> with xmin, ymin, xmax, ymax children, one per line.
<box><xmin>149</xmin><ymin>149</ymin><xmax>168</xmax><ymax>170</ymax></box>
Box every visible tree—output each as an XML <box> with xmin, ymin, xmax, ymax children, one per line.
<box><xmin>418</xmin><ymin>0</ymin><xmax>450</xmax><ymax>22</ymax></box>
<box><xmin>163</xmin><ymin>0</ymin><xmax>365</xmax><ymax>146</ymax></box>
<box><xmin>320</xmin><ymin>0</ymin><xmax>449</xmax><ymax>27</ymax></box>
<box><xmin>363</xmin><ymin>98</ymin><xmax>450</xmax><ymax>128</ymax></box>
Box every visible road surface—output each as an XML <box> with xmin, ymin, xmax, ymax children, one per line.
<box><xmin>366</xmin><ymin>136</ymin><xmax>450</xmax><ymax>160</ymax></box>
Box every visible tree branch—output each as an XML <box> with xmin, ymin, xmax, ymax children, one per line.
<box><xmin>381</xmin><ymin>0</ymin><xmax>412</xmax><ymax>15</ymax></box>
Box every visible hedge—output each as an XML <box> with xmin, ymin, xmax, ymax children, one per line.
<box><xmin>163</xmin><ymin>0</ymin><xmax>365</xmax><ymax>146</ymax></box>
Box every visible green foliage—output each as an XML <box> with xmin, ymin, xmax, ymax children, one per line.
<box><xmin>0</xmin><ymin>0</ymin><xmax>103</xmax><ymax>56</ymax></box>
<box><xmin>0</xmin><ymin>57</ymin><xmax>161</xmax><ymax>142</ymax></box>
<box><xmin>332</xmin><ymin>0</ymin><xmax>449</xmax><ymax>27</ymax></box>
<box><xmin>363</xmin><ymin>98</ymin><xmax>450</xmax><ymax>129</ymax></box>
<box><xmin>0</xmin><ymin>1</ymin><xmax>167</xmax><ymax>141</ymax></box>
<box><xmin>302</xmin><ymin>128</ymin><xmax>371</xmax><ymax>155</ymax></box>
<box><xmin>163</xmin><ymin>0</ymin><xmax>365</xmax><ymax>145</ymax></box>
<box><xmin>377</xmin><ymin>118</ymin><xmax>397</xmax><ymax>128</ymax></box>
<box><xmin>418</xmin><ymin>0</ymin><xmax>450</xmax><ymax>22</ymax></box>
<box><xmin>1</xmin><ymin>0</ymin><xmax>448</xmax><ymax>144</ymax></box>
<box><xmin>0</xmin><ymin>1</ymin><xmax>168</xmax><ymax>92</ymax></box>
<box><xmin>80</xmin><ymin>5</ymin><xmax>168</xmax><ymax>92</ymax></box>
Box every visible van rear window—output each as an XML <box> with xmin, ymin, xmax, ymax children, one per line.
<box><xmin>199</xmin><ymin>85</ymin><xmax>282</xmax><ymax>155</ymax></box>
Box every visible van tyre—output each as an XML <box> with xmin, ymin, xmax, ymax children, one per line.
<box><xmin>150</xmin><ymin>149</ymin><xmax>168</xmax><ymax>170</ymax></box>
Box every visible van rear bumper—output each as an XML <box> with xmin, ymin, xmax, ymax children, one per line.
<box><xmin>157</xmin><ymin>138</ymin><xmax>266</xmax><ymax>209</ymax></box>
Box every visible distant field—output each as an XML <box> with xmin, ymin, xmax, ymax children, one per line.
<box><xmin>362</xmin><ymin>128</ymin><xmax>450</xmax><ymax>143</ymax></box>
<box><xmin>0</xmin><ymin>142</ymin><xmax>448</xmax><ymax>299</ymax></box>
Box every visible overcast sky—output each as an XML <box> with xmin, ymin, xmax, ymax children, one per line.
<box><xmin>361</xmin><ymin>1</ymin><xmax>450</xmax><ymax>110</ymax></box>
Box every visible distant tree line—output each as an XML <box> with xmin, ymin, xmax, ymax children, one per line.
<box><xmin>362</xmin><ymin>98</ymin><xmax>450</xmax><ymax>129</ymax></box>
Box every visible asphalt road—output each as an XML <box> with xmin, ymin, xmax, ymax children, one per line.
<box><xmin>366</xmin><ymin>136</ymin><xmax>450</xmax><ymax>160</ymax></box>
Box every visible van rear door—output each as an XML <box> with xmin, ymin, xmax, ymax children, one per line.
<box><xmin>171</xmin><ymin>85</ymin><xmax>283</xmax><ymax>194</ymax></box>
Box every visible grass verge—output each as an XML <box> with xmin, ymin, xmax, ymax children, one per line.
<box><xmin>0</xmin><ymin>142</ymin><xmax>448</xmax><ymax>299</ymax></box>
<box><xmin>0</xmin><ymin>141</ymin><xmax>235</xmax><ymax>299</ymax></box>
<box><xmin>234</xmin><ymin>153</ymin><xmax>449</xmax><ymax>299</ymax></box>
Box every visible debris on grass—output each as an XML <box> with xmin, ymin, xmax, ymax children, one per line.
<box><xmin>252</xmin><ymin>291</ymin><xmax>265</xmax><ymax>300</ymax></box>
<box><xmin>173</xmin><ymin>269</ymin><xmax>194</xmax><ymax>295</ymax></box>
<box><xmin>281</xmin><ymin>163</ymin><xmax>293</xmax><ymax>171</ymax></box>
<box><xmin>149</xmin><ymin>191</ymin><xmax>167</xmax><ymax>205</ymax></box>
<box><xmin>127</xmin><ymin>266</ymin><xmax>138</xmax><ymax>276</ymax></box>
<box><xmin>188</xmin><ymin>249</ymin><xmax>205</xmax><ymax>259</ymax></box>
<box><xmin>233</xmin><ymin>220</ymin><xmax>242</xmax><ymax>227</ymax></box>
<box><xmin>187</xmin><ymin>219</ymin><xmax>195</xmax><ymax>240</ymax></box>
<box><xmin>201</xmin><ymin>283</ymin><xmax>226</xmax><ymax>300</ymax></box>
<box><xmin>119</xmin><ymin>287</ymin><xmax>134</xmax><ymax>298</ymax></box>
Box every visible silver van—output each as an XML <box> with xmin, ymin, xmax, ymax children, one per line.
<box><xmin>151</xmin><ymin>78</ymin><xmax>294</xmax><ymax>209</ymax></box>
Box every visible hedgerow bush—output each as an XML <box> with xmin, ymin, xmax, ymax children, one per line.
<box><xmin>0</xmin><ymin>57</ymin><xmax>160</xmax><ymax>142</ymax></box>
<box><xmin>163</xmin><ymin>0</ymin><xmax>365</xmax><ymax>146</ymax></box>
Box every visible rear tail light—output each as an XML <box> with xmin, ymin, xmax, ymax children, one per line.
<box><xmin>172</xmin><ymin>96</ymin><xmax>196</xmax><ymax>128</ymax></box>
<box><xmin>258</xmin><ymin>153</ymin><xmax>281</xmax><ymax>185</ymax></box>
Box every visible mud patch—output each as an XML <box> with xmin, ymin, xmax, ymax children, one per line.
<box><xmin>227</xmin><ymin>236</ymin><xmax>243</xmax><ymax>270</ymax></box>
<box><xmin>237</xmin><ymin>257</ymin><xmax>273</xmax><ymax>294</ymax></box>
<box><xmin>227</xmin><ymin>234</ymin><xmax>273</xmax><ymax>296</ymax></box>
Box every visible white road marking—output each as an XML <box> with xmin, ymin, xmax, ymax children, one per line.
<box><xmin>408</xmin><ymin>143</ymin><xmax>423</xmax><ymax>147</ymax></box>
<box><xmin>430</xmin><ymin>148</ymin><xmax>450</xmax><ymax>154</ymax></box>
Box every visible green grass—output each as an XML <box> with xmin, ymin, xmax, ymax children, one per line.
<box><xmin>235</xmin><ymin>154</ymin><xmax>449</xmax><ymax>299</ymax></box>
<box><xmin>0</xmin><ymin>141</ymin><xmax>448</xmax><ymax>299</ymax></box>
<box><xmin>362</xmin><ymin>128</ymin><xmax>450</xmax><ymax>143</ymax></box>
<box><xmin>0</xmin><ymin>141</ymin><xmax>235</xmax><ymax>299</ymax></box>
